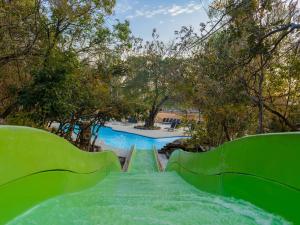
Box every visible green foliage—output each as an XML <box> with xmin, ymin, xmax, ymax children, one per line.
<box><xmin>175</xmin><ymin>0</ymin><xmax>300</xmax><ymax>146</ymax></box>
<box><xmin>16</xmin><ymin>50</ymin><xmax>77</xmax><ymax>124</ymax></box>
<box><xmin>1</xmin><ymin>0</ymin><xmax>299</xmax><ymax>150</ymax></box>
<box><xmin>0</xmin><ymin>0</ymin><xmax>133</xmax><ymax>149</ymax></box>
<box><xmin>123</xmin><ymin>31</ymin><xmax>183</xmax><ymax>127</ymax></box>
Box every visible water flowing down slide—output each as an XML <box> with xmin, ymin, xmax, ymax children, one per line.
<box><xmin>0</xmin><ymin>126</ymin><xmax>299</xmax><ymax>225</ymax></box>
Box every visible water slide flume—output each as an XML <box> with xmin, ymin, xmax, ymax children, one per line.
<box><xmin>166</xmin><ymin>132</ymin><xmax>300</xmax><ymax>224</ymax></box>
<box><xmin>0</xmin><ymin>126</ymin><xmax>299</xmax><ymax>224</ymax></box>
<box><xmin>0</xmin><ymin>126</ymin><xmax>121</xmax><ymax>224</ymax></box>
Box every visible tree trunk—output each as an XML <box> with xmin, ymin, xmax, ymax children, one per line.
<box><xmin>145</xmin><ymin>107</ymin><xmax>158</xmax><ymax>128</ymax></box>
<box><xmin>65</xmin><ymin>115</ymin><xmax>77</xmax><ymax>141</ymax></box>
<box><xmin>257</xmin><ymin>54</ymin><xmax>264</xmax><ymax>134</ymax></box>
<box><xmin>263</xmin><ymin>103</ymin><xmax>298</xmax><ymax>131</ymax></box>
<box><xmin>241</xmin><ymin>74</ymin><xmax>297</xmax><ymax>132</ymax></box>
<box><xmin>144</xmin><ymin>96</ymin><xmax>169</xmax><ymax>128</ymax></box>
<box><xmin>248</xmin><ymin>94</ymin><xmax>297</xmax><ymax>131</ymax></box>
<box><xmin>0</xmin><ymin>102</ymin><xmax>18</xmax><ymax>119</ymax></box>
<box><xmin>91</xmin><ymin>123</ymin><xmax>102</xmax><ymax>152</ymax></box>
<box><xmin>222</xmin><ymin>120</ymin><xmax>231</xmax><ymax>141</ymax></box>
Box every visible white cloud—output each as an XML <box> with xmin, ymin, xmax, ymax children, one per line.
<box><xmin>126</xmin><ymin>1</ymin><xmax>204</xmax><ymax>19</ymax></box>
<box><xmin>114</xmin><ymin>0</ymin><xmax>137</xmax><ymax>14</ymax></box>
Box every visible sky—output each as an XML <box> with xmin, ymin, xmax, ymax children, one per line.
<box><xmin>111</xmin><ymin>0</ymin><xmax>211</xmax><ymax>42</ymax></box>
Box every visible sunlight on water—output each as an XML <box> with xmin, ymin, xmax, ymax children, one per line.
<box><xmin>8</xmin><ymin>151</ymin><xmax>291</xmax><ymax>225</ymax></box>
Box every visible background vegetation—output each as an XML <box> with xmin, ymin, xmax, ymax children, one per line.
<box><xmin>0</xmin><ymin>0</ymin><xmax>299</xmax><ymax>150</ymax></box>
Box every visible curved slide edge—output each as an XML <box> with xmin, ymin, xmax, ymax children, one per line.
<box><xmin>166</xmin><ymin>132</ymin><xmax>300</xmax><ymax>224</ymax></box>
<box><xmin>153</xmin><ymin>146</ymin><xmax>163</xmax><ymax>172</ymax></box>
<box><xmin>123</xmin><ymin>145</ymin><xmax>135</xmax><ymax>172</ymax></box>
<box><xmin>126</xmin><ymin>146</ymin><xmax>137</xmax><ymax>172</ymax></box>
<box><xmin>0</xmin><ymin>126</ymin><xmax>121</xmax><ymax>224</ymax></box>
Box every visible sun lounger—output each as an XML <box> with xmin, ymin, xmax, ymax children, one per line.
<box><xmin>167</xmin><ymin>121</ymin><xmax>177</xmax><ymax>131</ymax></box>
<box><xmin>162</xmin><ymin>118</ymin><xmax>171</xmax><ymax>124</ymax></box>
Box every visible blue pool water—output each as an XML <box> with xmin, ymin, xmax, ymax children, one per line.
<box><xmin>95</xmin><ymin>127</ymin><xmax>185</xmax><ymax>150</ymax></box>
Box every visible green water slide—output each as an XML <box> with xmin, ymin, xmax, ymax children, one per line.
<box><xmin>0</xmin><ymin>126</ymin><xmax>299</xmax><ymax>224</ymax></box>
<box><xmin>0</xmin><ymin>126</ymin><xmax>121</xmax><ymax>224</ymax></box>
<box><xmin>166</xmin><ymin>132</ymin><xmax>300</xmax><ymax>224</ymax></box>
<box><xmin>128</xmin><ymin>148</ymin><xmax>159</xmax><ymax>173</ymax></box>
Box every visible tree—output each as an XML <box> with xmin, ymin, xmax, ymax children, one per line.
<box><xmin>173</xmin><ymin>0</ymin><xmax>300</xmax><ymax>147</ymax></box>
<box><xmin>0</xmin><ymin>0</ymin><xmax>133</xmax><ymax>150</ymax></box>
<box><xmin>124</xmin><ymin>30</ymin><xmax>181</xmax><ymax>128</ymax></box>
<box><xmin>0</xmin><ymin>0</ymin><xmax>118</xmax><ymax>120</ymax></box>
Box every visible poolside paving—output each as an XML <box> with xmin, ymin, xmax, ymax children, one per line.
<box><xmin>106</xmin><ymin>122</ymin><xmax>189</xmax><ymax>138</ymax></box>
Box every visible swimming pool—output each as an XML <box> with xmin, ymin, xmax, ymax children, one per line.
<box><xmin>94</xmin><ymin>127</ymin><xmax>185</xmax><ymax>150</ymax></box>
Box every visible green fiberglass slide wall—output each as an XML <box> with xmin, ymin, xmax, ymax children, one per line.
<box><xmin>166</xmin><ymin>132</ymin><xmax>300</xmax><ymax>224</ymax></box>
<box><xmin>0</xmin><ymin>126</ymin><xmax>121</xmax><ymax>224</ymax></box>
<box><xmin>9</xmin><ymin>149</ymin><xmax>289</xmax><ymax>225</ymax></box>
<box><xmin>0</xmin><ymin>126</ymin><xmax>299</xmax><ymax>224</ymax></box>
